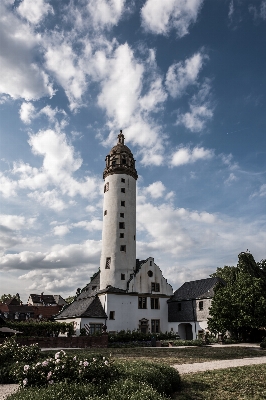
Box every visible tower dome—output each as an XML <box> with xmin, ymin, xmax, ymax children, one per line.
<box><xmin>103</xmin><ymin>131</ymin><xmax>138</xmax><ymax>180</ymax></box>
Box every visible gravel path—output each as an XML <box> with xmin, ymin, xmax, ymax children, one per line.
<box><xmin>172</xmin><ymin>356</ymin><xmax>266</xmax><ymax>374</ymax></box>
<box><xmin>0</xmin><ymin>385</ymin><xmax>19</xmax><ymax>400</ymax></box>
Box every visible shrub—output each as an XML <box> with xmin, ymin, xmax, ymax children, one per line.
<box><xmin>160</xmin><ymin>339</ymin><xmax>203</xmax><ymax>347</ymax></box>
<box><xmin>12</xmin><ymin>350</ymin><xmax>119</xmax><ymax>387</ymax></box>
<box><xmin>114</xmin><ymin>360</ymin><xmax>181</xmax><ymax>395</ymax></box>
<box><xmin>107</xmin><ymin>379</ymin><xmax>168</xmax><ymax>400</ymax></box>
<box><xmin>260</xmin><ymin>338</ymin><xmax>266</xmax><ymax>349</ymax></box>
<box><xmin>108</xmin><ymin>329</ymin><xmax>179</xmax><ymax>343</ymax></box>
<box><xmin>6</xmin><ymin>321</ymin><xmax>74</xmax><ymax>337</ymax></box>
<box><xmin>0</xmin><ymin>338</ymin><xmax>41</xmax><ymax>384</ymax></box>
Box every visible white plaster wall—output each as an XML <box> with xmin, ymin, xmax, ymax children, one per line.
<box><xmin>128</xmin><ymin>258</ymin><xmax>173</xmax><ymax>296</ymax></box>
<box><xmin>57</xmin><ymin>318</ymin><xmax>81</xmax><ymax>336</ymax></box>
<box><xmin>99</xmin><ymin>293</ymin><xmax>170</xmax><ymax>333</ymax></box>
<box><xmin>100</xmin><ymin>174</ymin><xmax>136</xmax><ymax>290</ymax></box>
<box><xmin>167</xmin><ymin>321</ymin><xmax>209</xmax><ymax>340</ymax></box>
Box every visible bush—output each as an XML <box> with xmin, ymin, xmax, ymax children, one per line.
<box><xmin>108</xmin><ymin>329</ymin><xmax>179</xmax><ymax>343</ymax></box>
<box><xmin>160</xmin><ymin>339</ymin><xmax>203</xmax><ymax>347</ymax></box>
<box><xmin>0</xmin><ymin>338</ymin><xmax>41</xmax><ymax>384</ymax></box>
<box><xmin>107</xmin><ymin>379</ymin><xmax>168</xmax><ymax>400</ymax></box>
<box><xmin>114</xmin><ymin>360</ymin><xmax>181</xmax><ymax>396</ymax></box>
<box><xmin>6</xmin><ymin>321</ymin><xmax>74</xmax><ymax>337</ymax></box>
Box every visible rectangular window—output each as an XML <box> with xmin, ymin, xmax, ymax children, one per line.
<box><xmin>89</xmin><ymin>323</ymin><xmax>102</xmax><ymax>335</ymax></box>
<box><xmin>151</xmin><ymin>298</ymin><xmax>159</xmax><ymax>309</ymax></box>
<box><xmin>138</xmin><ymin>297</ymin><xmax>147</xmax><ymax>309</ymax></box>
<box><xmin>121</xmin><ymin>273</ymin><xmax>125</xmax><ymax>280</ymax></box>
<box><xmin>199</xmin><ymin>301</ymin><xmax>204</xmax><ymax>310</ymax></box>
<box><xmin>177</xmin><ymin>303</ymin><xmax>181</xmax><ymax>312</ymax></box>
<box><xmin>120</xmin><ymin>213</ymin><xmax>124</xmax><ymax>218</ymax></box>
<box><xmin>121</xmin><ymin>188</ymin><xmax>125</xmax><ymax>193</ymax></box>
<box><xmin>104</xmin><ymin>182</ymin><xmax>109</xmax><ymax>193</ymax></box>
<box><xmin>105</xmin><ymin>257</ymin><xmax>111</xmax><ymax>269</ymax></box>
<box><xmin>121</xmin><ymin>178</ymin><xmax>125</xmax><ymax>183</ymax></box>
<box><xmin>120</xmin><ymin>245</ymin><xmax>126</xmax><ymax>252</ymax></box>
<box><xmin>120</xmin><ymin>233</ymin><xmax>124</xmax><ymax>238</ymax></box>
<box><xmin>134</xmin><ymin>235</ymin><xmax>135</xmax><ymax>240</ymax></box>
<box><xmin>119</xmin><ymin>222</ymin><xmax>125</xmax><ymax>229</ymax></box>
<box><xmin>151</xmin><ymin>282</ymin><xmax>160</xmax><ymax>292</ymax></box>
<box><xmin>122</xmin><ymin>158</ymin><xmax>126</xmax><ymax>165</ymax></box>
<box><xmin>150</xmin><ymin>260</ymin><xmax>152</xmax><ymax>266</ymax></box>
<box><xmin>109</xmin><ymin>311</ymin><xmax>115</xmax><ymax>320</ymax></box>
<box><xmin>121</xmin><ymin>201</ymin><xmax>125</xmax><ymax>206</ymax></box>
<box><xmin>104</xmin><ymin>210</ymin><xmax>107</xmax><ymax>216</ymax></box>
<box><xmin>151</xmin><ymin>319</ymin><xmax>160</xmax><ymax>333</ymax></box>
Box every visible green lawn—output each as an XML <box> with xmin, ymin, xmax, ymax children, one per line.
<box><xmin>176</xmin><ymin>364</ymin><xmax>266</xmax><ymax>400</ymax></box>
<box><xmin>59</xmin><ymin>346</ymin><xmax>265</xmax><ymax>365</ymax></box>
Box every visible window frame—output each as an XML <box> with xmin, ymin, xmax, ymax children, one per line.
<box><xmin>105</xmin><ymin>257</ymin><xmax>111</xmax><ymax>269</ymax></box>
<box><xmin>138</xmin><ymin>297</ymin><xmax>147</xmax><ymax>309</ymax></box>
<box><xmin>150</xmin><ymin>297</ymin><xmax>160</xmax><ymax>309</ymax></box>
<box><xmin>151</xmin><ymin>282</ymin><xmax>160</xmax><ymax>292</ymax></box>
<box><xmin>151</xmin><ymin>319</ymin><xmax>160</xmax><ymax>333</ymax></box>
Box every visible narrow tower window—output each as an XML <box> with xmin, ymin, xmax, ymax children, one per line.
<box><xmin>105</xmin><ymin>257</ymin><xmax>111</xmax><ymax>269</ymax></box>
<box><xmin>121</xmin><ymin>188</ymin><xmax>125</xmax><ymax>193</ymax></box>
<box><xmin>120</xmin><ymin>213</ymin><xmax>124</xmax><ymax>218</ymax></box>
<box><xmin>120</xmin><ymin>245</ymin><xmax>126</xmax><ymax>252</ymax></box>
<box><xmin>120</xmin><ymin>233</ymin><xmax>124</xmax><ymax>238</ymax></box>
<box><xmin>121</xmin><ymin>178</ymin><xmax>125</xmax><ymax>183</ymax></box>
<box><xmin>121</xmin><ymin>273</ymin><xmax>125</xmax><ymax>280</ymax></box>
<box><xmin>104</xmin><ymin>210</ymin><xmax>107</xmax><ymax>216</ymax></box>
<box><xmin>104</xmin><ymin>182</ymin><xmax>109</xmax><ymax>193</ymax></box>
<box><xmin>119</xmin><ymin>222</ymin><xmax>125</xmax><ymax>229</ymax></box>
<box><xmin>121</xmin><ymin>201</ymin><xmax>125</xmax><ymax>206</ymax></box>
<box><xmin>109</xmin><ymin>311</ymin><xmax>115</xmax><ymax>319</ymax></box>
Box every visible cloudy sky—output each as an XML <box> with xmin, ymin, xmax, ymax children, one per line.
<box><xmin>0</xmin><ymin>0</ymin><xmax>265</xmax><ymax>302</ymax></box>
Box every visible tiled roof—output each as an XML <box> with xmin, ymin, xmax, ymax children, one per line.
<box><xmin>169</xmin><ymin>277</ymin><xmax>224</xmax><ymax>302</ymax></box>
<box><xmin>56</xmin><ymin>295</ymin><xmax>107</xmax><ymax>319</ymax></box>
<box><xmin>97</xmin><ymin>286</ymin><xmax>127</xmax><ymax>294</ymax></box>
<box><xmin>29</xmin><ymin>294</ymin><xmax>57</xmax><ymax>304</ymax></box>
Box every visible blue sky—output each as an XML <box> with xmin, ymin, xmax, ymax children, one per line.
<box><xmin>0</xmin><ymin>0</ymin><xmax>265</xmax><ymax>302</ymax></box>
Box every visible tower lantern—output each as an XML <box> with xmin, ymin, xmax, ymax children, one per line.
<box><xmin>100</xmin><ymin>131</ymin><xmax>138</xmax><ymax>290</ymax></box>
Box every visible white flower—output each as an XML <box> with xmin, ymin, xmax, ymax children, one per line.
<box><xmin>42</xmin><ymin>361</ymin><xmax>48</xmax><ymax>366</ymax></box>
<box><xmin>83</xmin><ymin>361</ymin><xmax>89</xmax><ymax>367</ymax></box>
<box><xmin>104</xmin><ymin>360</ymin><xmax>108</xmax><ymax>365</ymax></box>
<box><xmin>73</xmin><ymin>356</ymin><xmax>77</xmax><ymax>361</ymax></box>
<box><xmin>93</xmin><ymin>358</ymin><xmax>96</xmax><ymax>362</ymax></box>
<box><xmin>48</xmin><ymin>380</ymin><xmax>54</xmax><ymax>385</ymax></box>
<box><xmin>23</xmin><ymin>365</ymin><xmax>30</xmax><ymax>372</ymax></box>
<box><xmin>55</xmin><ymin>352</ymin><xmax>60</xmax><ymax>359</ymax></box>
<box><xmin>22</xmin><ymin>378</ymin><xmax>28</xmax><ymax>386</ymax></box>
<box><xmin>47</xmin><ymin>371</ymin><xmax>53</xmax><ymax>380</ymax></box>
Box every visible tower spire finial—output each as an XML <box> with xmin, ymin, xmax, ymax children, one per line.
<box><xmin>117</xmin><ymin>130</ymin><xmax>124</xmax><ymax>145</ymax></box>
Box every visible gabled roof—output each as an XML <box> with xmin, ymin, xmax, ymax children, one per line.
<box><xmin>56</xmin><ymin>296</ymin><xmax>107</xmax><ymax>319</ymax></box>
<box><xmin>169</xmin><ymin>277</ymin><xmax>224</xmax><ymax>302</ymax></box>
<box><xmin>29</xmin><ymin>294</ymin><xmax>57</xmax><ymax>304</ymax></box>
<box><xmin>4</xmin><ymin>298</ymin><xmax>20</xmax><ymax>306</ymax></box>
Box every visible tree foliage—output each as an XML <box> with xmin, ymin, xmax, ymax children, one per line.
<box><xmin>0</xmin><ymin>294</ymin><xmax>20</xmax><ymax>303</ymax></box>
<box><xmin>208</xmin><ymin>252</ymin><xmax>266</xmax><ymax>340</ymax></box>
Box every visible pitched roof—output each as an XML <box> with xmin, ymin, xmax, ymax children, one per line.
<box><xmin>56</xmin><ymin>295</ymin><xmax>107</xmax><ymax>319</ymax></box>
<box><xmin>169</xmin><ymin>277</ymin><xmax>224</xmax><ymax>302</ymax></box>
<box><xmin>29</xmin><ymin>294</ymin><xmax>57</xmax><ymax>305</ymax></box>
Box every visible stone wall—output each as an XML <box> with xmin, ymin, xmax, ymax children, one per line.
<box><xmin>0</xmin><ymin>334</ymin><xmax>108</xmax><ymax>348</ymax></box>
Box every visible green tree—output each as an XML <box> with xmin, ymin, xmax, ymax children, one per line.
<box><xmin>208</xmin><ymin>252</ymin><xmax>266</xmax><ymax>340</ymax></box>
<box><xmin>0</xmin><ymin>294</ymin><xmax>20</xmax><ymax>303</ymax></box>
<box><xmin>65</xmin><ymin>295</ymin><xmax>75</xmax><ymax>304</ymax></box>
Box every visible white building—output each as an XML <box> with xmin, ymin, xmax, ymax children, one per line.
<box><xmin>56</xmin><ymin>132</ymin><xmax>219</xmax><ymax>339</ymax></box>
<box><xmin>56</xmin><ymin>131</ymin><xmax>173</xmax><ymax>336</ymax></box>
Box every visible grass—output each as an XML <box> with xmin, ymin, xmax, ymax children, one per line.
<box><xmin>57</xmin><ymin>346</ymin><xmax>265</xmax><ymax>365</ymax></box>
<box><xmin>176</xmin><ymin>364</ymin><xmax>266</xmax><ymax>399</ymax></box>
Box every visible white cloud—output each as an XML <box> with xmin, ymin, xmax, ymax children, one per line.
<box><xmin>17</xmin><ymin>0</ymin><xmax>54</xmax><ymax>25</ymax></box>
<box><xmin>166</xmin><ymin>51</ymin><xmax>206</xmax><ymax>98</ymax></box>
<box><xmin>145</xmin><ymin>181</ymin><xmax>166</xmax><ymax>198</ymax></box>
<box><xmin>225</xmin><ymin>172</ymin><xmax>237</xmax><ymax>185</ymax></box>
<box><xmin>141</xmin><ymin>0</ymin><xmax>204</xmax><ymax>37</ymax></box>
<box><xmin>73</xmin><ymin>220</ymin><xmax>103</xmax><ymax>231</ymax></box>
<box><xmin>28</xmin><ymin>190</ymin><xmax>67</xmax><ymax>211</ymax></box>
<box><xmin>177</xmin><ymin>80</ymin><xmax>213</xmax><ymax>132</ymax></box>
<box><xmin>251</xmin><ymin>183</ymin><xmax>266</xmax><ymax>198</ymax></box>
<box><xmin>249</xmin><ymin>1</ymin><xmax>266</xmax><ymax>21</ymax></box>
<box><xmin>228</xmin><ymin>0</ymin><xmax>234</xmax><ymax>21</ymax></box>
<box><xmin>0</xmin><ymin>173</ymin><xmax>17</xmax><ymax>198</ymax></box>
<box><xmin>171</xmin><ymin>146</ymin><xmax>214</xmax><ymax>166</ymax></box>
<box><xmin>87</xmin><ymin>0</ymin><xmax>126</xmax><ymax>29</ymax></box>
<box><xmin>0</xmin><ymin>240</ymin><xmax>101</xmax><ymax>271</ymax></box>
<box><xmin>0</xmin><ymin>214</ymin><xmax>35</xmax><ymax>231</ymax></box>
<box><xmin>53</xmin><ymin>225</ymin><xmax>70</xmax><ymax>236</ymax></box>
<box><xmin>0</xmin><ymin>3</ymin><xmax>54</xmax><ymax>101</ymax></box>
<box><xmin>19</xmin><ymin>102</ymin><xmax>36</xmax><ymax>124</ymax></box>
<box><xmin>96</xmin><ymin>43</ymin><xmax>167</xmax><ymax>165</ymax></box>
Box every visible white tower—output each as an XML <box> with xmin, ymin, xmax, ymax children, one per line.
<box><xmin>100</xmin><ymin>131</ymin><xmax>138</xmax><ymax>290</ymax></box>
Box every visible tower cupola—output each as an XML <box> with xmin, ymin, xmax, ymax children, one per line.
<box><xmin>103</xmin><ymin>130</ymin><xmax>138</xmax><ymax>180</ymax></box>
